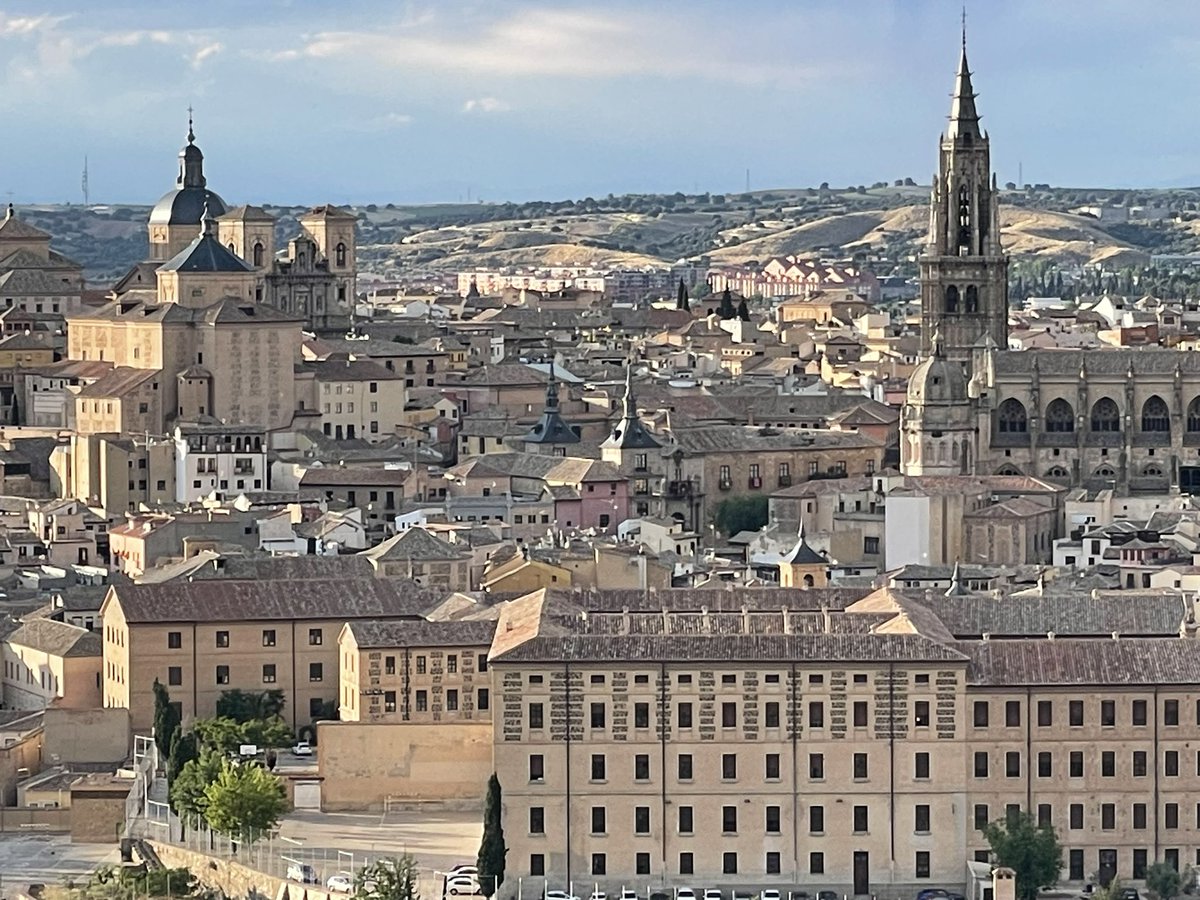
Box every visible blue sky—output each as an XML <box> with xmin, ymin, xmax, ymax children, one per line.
<box><xmin>1</xmin><ymin>0</ymin><xmax>1198</xmax><ymax>205</ymax></box>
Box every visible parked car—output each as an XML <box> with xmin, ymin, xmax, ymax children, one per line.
<box><xmin>1119</xmin><ymin>891</ymin><xmax>1140</xmax><ymax>900</ymax></box>
<box><xmin>590</xmin><ymin>892</ymin><xmax>607</xmax><ymax>900</ymax></box>
<box><xmin>621</xmin><ymin>890</ymin><xmax>639</xmax><ymax>900</ymax></box>
<box><xmin>292</xmin><ymin>740</ymin><xmax>313</xmax><ymax>756</ymax></box>
<box><xmin>327</xmin><ymin>874</ymin><xmax>355</xmax><ymax>893</ymax></box>
<box><xmin>286</xmin><ymin>863</ymin><xmax>318</xmax><ymax>885</ymax></box>
<box><xmin>703</xmin><ymin>891</ymin><xmax>722</xmax><ymax>900</ymax></box>
<box><xmin>545</xmin><ymin>892</ymin><xmax>581</xmax><ymax>900</ymax></box>
<box><xmin>446</xmin><ymin>875</ymin><xmax>483</xmax><ymax>896</ymax></box>
<box><xmin>677</xmin><ymin>890</ymin><xmax>697</xmax><ymax>900</ymax></box>
<box><xmin>761</xmin><ymin>891</ymin><xmax>782</xmax><ymax>900</ymax></box>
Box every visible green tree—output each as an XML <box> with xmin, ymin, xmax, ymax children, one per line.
<box><xmin>152</xmin><ymin>680</ymin><xmax>181</xmax><ymax>763</ymax></box>
<box><xmin>1146</xmin><ymin>862</ymin><xmax>1184</xmax><ymax>900</ymax></box>
<box><xmin>216</xmin><ymin>689</ymin><xmax>286</xmax><ymax>722</ymax></box>
<box><xmin>676</xmin><ymin>279</ymin><xmax>689</xmax><ymax>311</ymax></box>
<box><xmin>202</xmin><ymin>760</ymin><xmax>287</xmax><ymax>844</ymax></box>
<box><xmin>169</xmin><ymin>749</ymin><xmax>224</xmax><ymax>825</ymax></box>
<box><xmin>736</xmin><ymin>298</ymin><xmax>751</xmax><ymax>322</ymax></box>
<box><xmin>356</xmin><ymin>854</ymin><xmax>421</xmax><ymax>900</ymax></box>
<box><xmin>714</xmin><ymin>494</ymin><xmax>770</xmax><ymax>536</ymax></box>
<box><xmin>167</xmin><ymin>731</ymin><xmax>199</xmax><ymax>787</ymax></box>
<box><xmin>477</xmin><ymin>773</ymin><xmax>507</xmax><ymax>897</ymax></box>
<box><xmin>193</xmin><ymin>716</ymin><xmax>292</xmax><ymax>754</ymax></box>
<box><xmin>982</xmin><ymin>811</ymin><xmax>1062</xmax><ymax>900</ymax></box>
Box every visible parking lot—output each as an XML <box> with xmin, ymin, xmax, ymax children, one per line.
<box><xmin>0</xmin><ymin>832</ymin><xmax>118</xmax><ymax>888</ymax></box>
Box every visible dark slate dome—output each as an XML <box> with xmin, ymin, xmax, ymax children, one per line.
<box><xmin>149</xmin><ymin>187</ymin><xmax>227</xmax><ymax>227</ymax></box>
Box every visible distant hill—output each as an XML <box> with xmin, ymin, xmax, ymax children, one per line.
<box><xmin>16</xmin><ymin>184</ymin><xmax>1200</xmax><ymax>286</ymax></box>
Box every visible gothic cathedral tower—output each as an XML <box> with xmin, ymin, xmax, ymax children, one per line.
<box><xmin>919</xmin><ymin>35</ymin><xmax>1008</xmax><ymax>363</ymax></box>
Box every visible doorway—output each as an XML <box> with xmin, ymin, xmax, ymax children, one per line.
<box><xmin>1098</xmin><ymin>849</ymin><xmax>1117</xmax><ymax>886</ymax></box>
<box><xmin>853</xmin><ymin>851</ymin><xmax>869</xmax><ymax>895</ymax></box>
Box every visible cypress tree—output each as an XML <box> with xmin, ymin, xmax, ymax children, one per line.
<box><xmin>737</xmin><ymin>298</ymin><xmax>751</xmax><ymax>322</ymax></box>
<box><xmin>718</xmin><ymin>288</ymin><xmax>736</xmax><ymax>319</ymax></box>
<box><xmin>152</xmin><ymin>680</ymin><xmax>181</xmax><ymax>764</ymax></box>
<box><xmin>477</xmin><ymin>773</ymin><xmax>507</xmax><ymax>897</ymax></box>
<box><xmin>676</xmin><ymin>279</ymin><xmax>689</xmax><ymax>311</ymax></box>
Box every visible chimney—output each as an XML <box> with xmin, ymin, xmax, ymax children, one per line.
<box><xmin>1046</xmin><ymin>632</ymin><xmax>1055</xmax><ymax>641</ymax></box>
<box><xmin>621</xmin><ymin>607</ymin><xmax>630</xmax><ymax>636</ymax></box>
<box><xmin>820</xmin><ymin>605</ymin><xmax>831</xmax><ymax>634</ymax></box>
<box><xmin>741</xmin><ymin>605</ymin><xmax>750</xmax><ymax>634</ymax></box>
<box><xmin>781</xmin><ymin>607</ymin><xmax>792</xmax><ymax>635</ymax></box>
<box><xmin>993</xmin><ymin>868</ymin><xmax>1016</xmax><ymax>900</ymax></box>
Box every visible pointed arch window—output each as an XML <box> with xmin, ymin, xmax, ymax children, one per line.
<box><xmin>957</xmin><ymin>185</ymin><xmax>972</xmax><ymax>253</ymax></box>
<box><xmin>1090</xmin><ymin>398</ymin><xmax>1121</xmax><ymax>433</ymax></box>
<box><xmin>1141</xmin><ymin>395</ymin><xmax>1170</xmax><ymax>433</ymax></box>
<box><xmin>965</xmin><ymin>285</ymin><xmax>978</xmax><ymax>314</ymax></box>
<box><xmin>997</xmin><ymin>398</ymin><xmax>1027</xmax><ymax>434</ymax></box>
<box><xmin>1045</xmin><ymin>465</ymin><xmax>1069</xmax><ymax>479</ymax></box>
<box><xmin>945</xmin><ymin>285</ymin><xmax>959</xmax><ymax>314</ymax></box>
<box><xmin>1187</xmin><ymin>397</ymin><xmax>1200</xmax><ymax>433</ymax></box>
<box><xmin>336</xmin><ymin>242</ymin><xmax>347</xmax><ymax>267</ymax></box>
<box><xmin>1045</xmin><ymin>399</ymin><xmax>1075</xmax><ymax>433</ymax></box>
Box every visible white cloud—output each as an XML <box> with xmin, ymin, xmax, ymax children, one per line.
<box><xmin>463</xmin><ymin>97</ymin><xmax>510</xmax><ymax>114</ymax></box>
<box><xmin>0</xmin><ymin>13</ymin><xmax>70</xmax><ymax>38</ymax></box>
<box><xmin>374</xmin><ymin>111</ymin><xmax>414</xmax><ymax>127</ymax></box>
<box><xmin>190</xmin><ymin>42</ymin><xmax>223</xmax><ymax>68</ymax></box>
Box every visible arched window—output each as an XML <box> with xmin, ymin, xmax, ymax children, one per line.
<box><xmin>995</xmin><ymin>464</ymin><xmax>1023</xmax><ymax>476</ymax></box>
<box><xmin>1141</xmin><ymin>395</ymin><xmax>1170</xmax><ymax>433</ymax></box>
<box><xmin>1090</xmin><ymin>398</ymin><xmax>1121</xmax><ymax>433</ymax></box>
<box><xmin>1045</xmin><ymin>398</ymin><xmax>1075</xmax><ymax>433</ymax></box>
<box><xmin>1188</xmin><ymin>397</ymin><xmax>1200</xmax><ymax>433</ymax></box>
<box><xmin>336</xmin><ymin>242</ymin><xmax>347</xmax><ymax>267</ymax></box>
<box><xmin>802</xmin><ymin>574</ymin><xmax>815</xmax><ymax>588</ymax></box>
<box><xmin>945</xmin><ymin>285</ymin><xmax>959</xmax><ymax>314</ymax></box>
<box><xmin>1094</xmin><ymin>465</ymin><xmax>1116</xmax><ymax>478</ymax></box>
<box><xmin>253</xmin><ymin>242</ymin><xmax>264</xmax><ymax>267</ymax></box>
<box><xmin>1046</xmin><ymin>465</ymin><xmax>1069</xmax><ymax>478</ymax></box>
<box><xmin>965</xmin><ymin>285</ymin><xmax>979</xmax><ymax>314</ymax></box>
<box><xmin>1143</xmin><ymin>464</ymin><xmax>1165</xmax><ymax>477</ymax></box>
<box><xmin>997</xmin><ymin>398</ymin><xmax>1028</xmax><ymax>433</ymax></box>
<box><xmin>228</xmin><ymin>243</ymin><xmax>236</xmax><ymax>254</ymax></box>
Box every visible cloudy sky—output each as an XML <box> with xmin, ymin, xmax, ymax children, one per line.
<box><xmin>1</xmin><ymin>0</ymin><xmax>1197</xmax><ymax>205</ymax></box>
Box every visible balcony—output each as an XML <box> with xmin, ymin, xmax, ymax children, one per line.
<box><xmin>667</xmin><ymin>481</ymin><xmax>693</xmax><ymax>499</ymax></box>
<box><xmin>718</xmin><ymin>480</ymin><xmax>732</xmax><ymax>492</ymax></box>
<box><xmin>778</xmin><ymin>475</ymin><xmax>793</xmax><ymax>487</ymax></box>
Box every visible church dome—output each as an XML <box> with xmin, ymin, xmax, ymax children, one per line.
<box><xmin>906</xmin><ymin>354</ymin><xmax>967</xmax><ymax>406</ymax></box>
<box><xmin>149</xmin><ymin>187</ymin><xmax>227</xmax><ymax>227</ymax></box>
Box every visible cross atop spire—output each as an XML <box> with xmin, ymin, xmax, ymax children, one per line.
<box><xmin>961</xmin><ymin>5</ymin><xmax>967</xmax><ymax>51</ymax></box>
<box><xmin>187</xmin><ymin>105</ymin><xmax>195</xmax><ymax>144</ymax></box>
<box><xmin>947</xmin><ymin>25</ymin><xmax>983</xmax><ymax>142</ymax></box>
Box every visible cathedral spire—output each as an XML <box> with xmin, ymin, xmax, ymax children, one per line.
<box><xmin>947</xmin><ymin>41</ymin><xmax>982</xmax><ymax>141</ymax></box>
<box><xmin>178</xmin><ymin>108</ymin><xmax>206</xmax><ymax>190</ymax></box>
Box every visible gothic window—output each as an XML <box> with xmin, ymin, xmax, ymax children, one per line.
<box><xmin>1045</xmin><ymin>399</ymin><xmax>1075</xmax><ymax>433</ymax></box>
<box><xmin>1045</xmin><ymin>466</ymin><xmax>1069</xmax><ymax>478</ymax></box>
<box><xmin>1141</xmin><ymin>395</ymin><xmax>1170</xmax><ymax>433</ymax></box>
<box><xmin>957</xmin><ymin>185</ymin><xmax>972</xmax><ymax>253</ymax></box>
<box><xmin>253</xmin><ymin>242</ymin><xmax>265</xmax><ymax>267</ymax></box>
<box><xmin>1094</xmin><ymin>465</ymin><xmax>1116</xmax><ymax>478</ymax></box>
<box><xmin>1188</xmin><ymin>397</ymin><xmax>1200</xmax><ymax>432</ymax></box>
<box><xmin>965</xmin><ymin>285</ymin><xmax>979</xmax><ymax>314</ymax></box>
<box><xmin>1090</xmin><ymin>398</ymin><xmax>1121</xmax><ymax>433</ymax></box>
<box><xmin>945</xmin><ymin>285</ymin><xmax>960</xmax><ymax>314</ymax></box>
<box><xmin>336</xmin><ymin>242</ymin><xmax>347</xmax><ymax>267</ymax></box>
<box><xmin>995</xmin><ymin>464</ymin><xmax>1022</xmax><ymax>476</ymax></box>
<box><xmin>1143</xmin><ymin>464</ymin><xmax>1165</xmax><ymax>478</ymax></box>
<box><xmin>997</xmin><ymin>398</ymin><xmax>1028</xmax><ymax>434</ymax></box>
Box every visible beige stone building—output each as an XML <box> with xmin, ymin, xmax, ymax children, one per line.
<box><xmin>337</xmin><ymin>619</ymin><xmax>496</xmax><ymax>723</ymax></box>
<box><xmin>2</xmin><ymin>619</ymin><xmax>102</xmax><ymax>710</ymax></box>
<box><xmin>360</xmin><ymin>528</ymin><xmax>473</xmax><ymax>590</ymax></box>
<box><xmin>100</xmin><ymin>576</ymin><xmax>430</xmax><ymax>732</ymax></box>
<box><xmin>485</xmin><ymin>585</ymin><xmax>1200</xmax><ymax>897</ymax></box>
<box><xmin>295</xmin><ymin>358</ymin><xmax>406</xmax><ymax>442</ymax></box>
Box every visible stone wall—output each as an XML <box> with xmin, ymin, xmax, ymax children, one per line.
<box><xmin>316</xmin><ymin>721</ymin><xmax>492</xmax><ymax>810</ymax></box>
<box><xmin>151</xmin><ymin>840</ymin><xmax>331</xmax><ymax>900</ymax></box>
<box><xmin>44</xmin><ymin>707</ymin><xmax>130</xmax><ymax>764</ymax></box>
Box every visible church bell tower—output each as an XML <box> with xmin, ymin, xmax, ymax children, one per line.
<box><xmin>919</xmin><ymin>31</ymin><xmax>1008</xmax><ymax>363</ymax></box>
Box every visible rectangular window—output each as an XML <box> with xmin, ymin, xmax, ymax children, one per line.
<box><xmin>1038</xmin><ymin>752</ymin><xmax>1052</xmax><ymax>778</ymax></box>
<box><xmin>854</xmin><ymin>700</ymin><xmax>868</xmax><ymax>727</ymax></box>
<box><xmin>416</xmin><ymin>656</ymin><xmax>426</xmax><ymax>674</ymax></box>
<box><xmin>1038</xmin><ymin>804</ymin><xmax>1052</xmax><ymax>828</ymax></box>
<box><xmin>1133</xmin><ymin>750</ymin><xmax>1147</xmax><ymax>777</ymax></box>
<box><xmin>216</xmin><ymin>630</ymin><xmax>229</xmax><ymax>648</ymax></box>
<box><xmin>1101</xmin><ymin>699</ymin><xmax>1116</xmax><ymax>726</ymax></box>
<box><xmin>1166</xmin><ymin>750</ymin><xmax>1180</xmax><ymax>776</ymax></box>
<box><xmin>635</xmin><ymin>807</ymin><xmax>650</xmax><ymax>835</ymax></box>
<box><xmin>915</xmin><ymin>852</ymin><xmax>931</xmax><ymax>879</ymax></box>
<box><xmin>810</xmin><ymin>753</ymin><xmax>825</xmax><ymax>780</ymax></box>
<box><xmin>384</xmin><ymin>691</ymin><xmax>397</xmax><ymax>713</ymax></box>
<box><xmin>262</xmin><ymin>629</ymin><xmax>276</xmax><ymax>647</ymax></box>
<box><xmin>634</xmin><ymin>702</ymin><xmax>649</xmax><ymax>729</ymax></box>
<box><xmin>974</xmin><ymin>752</ymin><xmax>989</xmax><ymax>778</ymax></box>
<box><xmin>721</xmin><ymin>753</ymin><xmax>737</xmax><ymax>780</ymax></box>
<box><xmin>1006</xmin><ymin>751</ymin><xmax>1021</xmax><ymax>778</ymax></box>
<box><xmin>766</xmin><ymin>805</ymin><xmax>781</xmax><ymax>833</ymax></box>
<box><xmin>529</xmin><ymin>755</ymin><xmax>544</xmax><ymax>781</ymax></box>
<box><xmin>1069</xmin><ymin>850</ymin><xmax>1084</xmax><ymax>881</ymax></box>
<box><xmin>765</xmin><ymin>701</ymin><xmax>780</xmax><ymax>728</ymax></box>
<box><xmin>765</xmin><ymin>753</ymin><xmax>781</xmax><ymax>780</ymax></box>
<box><xmin>853</xmin><ymin>805</ymin><xmax>868</xmax><ymax>833</ymax></box>
<box><xmin>1101</xmin><ymin>803</ymin><xmax>1115</xmax><ymax>830</ymax></box>
<box><xmin>853</xmin><ymin>752</ymin><xmax>868</xmax><ymax>780</ymax></box>
<box><xmin>678</xmin><ymin>806</ymin><xmax>693</xmax><ymax>834</ymax></box>
<box><xmin>591</xmin><ymin>807</ymin><xmax>606</xmax><ymax>835</ymax></box>
<box><xmin>636</xmin><ymin>853</ymin><xmax>650</xmax><ymax>876</ymax></box>
<box><xmin>678</xmin><ymin>754</ymin><xmax>693</xmax><ymax>780</ymax></box>
<box><xmin>722</xmin><ymin>701</ymin><xmax>737</xmax><ymax>728</ymax></box>
<box><xmin>809</xmin><ymin>701</ymin><xmax>824</xmax><ymax>728</ymax></box>
<box><xmin>1070</xmin><ymin>804</ymin><xmax>1083</xmax><ymax>830</ymax></box>
<box><xmin>529</xmin><ymin>703</ymin><xmax>544</xmax><ymax>729</ymax></box>
<box><xmin>810</xmin><ymin>852</ymin><xmax>825</xmax><ymax>875</ymax></box>
<box><xmin>530</xmin><ymin>855</ymin><xmax>545</xmax><ymax>877</ymax></box>
<box><xmin>591</xmin><ymin>854</ymin><xmax>605</xmax><ymax>876</ymax></box>
<box><xmin>591</xmin><ymin>702</ymin><xmax>606</xmax><ymax>728</ymax></box>
<box><xmin>1165</xmin><ymin>698</ymin><xmax>1180</xmax><ymax>726</ymax></box>
<box><xmin>635</xmin><ymin>754</ymin><xmax>650</xmax><ymax>781</ymax></box>
<box><xmin>974</xmin><ymin>804</ymin><xmax>989</xmax><ymax>830</ymax></box>
<box><xmin>308</xmin><ymin>628</ymin><xmax>323</xmax><ymax>646</ymax></box>
<box><xmin>1005</xmin><ymin>700</ymin><xmax>1021</xmax><ymax>727</ymax></box>
<box><xmin>590</xmin><ymin>754</ymin><xmax>605</xmax><ymax>781</ymax></box>
<box><xmin>973</xmin><ymin>701</ymin><xmax>989</xmax><ymax>727</ymax></box>
<box><xmin>529</xmin><ymin>807</ymin><xmax>545</xmax><ymax>835</ymax></box>
<box><xmin>766</xmin><ymin>852</ymin><xmax>781</xmax><ymax>876</ymax></box>
<box><xmin>914</xmin><ymin>700</ymin><xmax>930</xmax><ymax>727</ymax></box>
<box><xmin>1134</xmin><ymin>850</ymin><xmax>1148</xmax><ymax>881</ymax></box>
<box><xmin>722</xmin><ymin>806</ymin><xmax>737</xmax><ymax>834</ymax></box>
<box><xmin>810</xmin><ymin>806</ymin><xmax>824</xmax><ymax>833</ymax></box>
<box><xmin>915</xmin><ymin>752</ymin><xmax>930</xmax><ymax>780</ymax></box>
<box><xmin>915</xmin><ymin>804</ymin><xmax>931</xmax><ymax>833</ymax></box>
<box><xmin>1102</xmin><ymin>751</ymin><xmax>1115</xmax><ymax>777</ymax></box>
<box><xmin>1133</xmin><ymin>803</ymin><xmax>1147</xmax><ymax>830</ymax></box>
<box><xmin>168</xmin><ymin>666</ymin><xmax>182</xmax><ymax>686</ymax></box>
<box><xmin>415</xmin><ymin>690</ymin><xmax>427</xmax><ymax>712</ymax></box>
<box><xmin>446</xmin><ymin>689</ymin><xmax>459</xmax><ymax>711</ymax></box>
<box><xmin>1070</xmin><ymin>751</ymin><xmax>1083</xmax><ymax>778</ymax></box>
<box><xmin>1069</xmin><ymin>699</ymin><xmax>1084</xmax><ymax>726</ymax></box>
<box><xmin>678</xmin><ymin>702</ymin><xmax>693</xmax><ymax>728</ymax></box>
<box><xmin>679</xmin><ymin>853</ymin><xmax>694</xmax><ymax>876</ymax></box>
<box><xmin>1133</xmin><ymin>699</ymin><xmax>1148</xmax><ymax>726</ymax></box>
<box><xmin>262</xmin><ymin>664</ymin><xmax>276</xmax><ymax>683</ymax></box>
<box><xmin>1037</xmin><ymin>700</ymin><xmax>1053</xmax><ymax>726</ymax></box>
<box><xmin>167</xmin><ymin>631</ymin><xmax>182</xmax><ymax>649</ymax></box>
<box><xmin>309</xmin><ymin>662</ymin><xmax>323</xmax><ymax>682</ymax></box>
<box><xmin>722</xmin><ymin>852</ymin><xmax>737</xmax><ymax>876</ymax></box>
